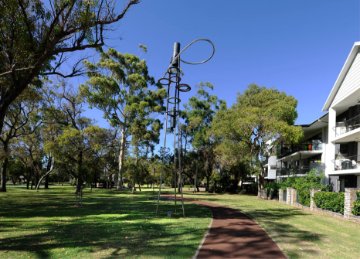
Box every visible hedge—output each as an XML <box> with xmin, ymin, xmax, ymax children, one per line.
<box><xmin>313</xmin><ymin>191</ymin><xmax>344</xmax><ymax>214</ymax></box>
<box><xmin>353</xmin><ymin>192</ymin><xmax>360</xmax><ymax>216</ymax></box>
<box><xmin>279</xmin><ymin>170</ymin><xmax>327</xmax><ymax>207</ymax></box>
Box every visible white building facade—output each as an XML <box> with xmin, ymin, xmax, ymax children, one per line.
<box><xmin>323</xmin><ymin>42</ymin><xmax>360</xmax><ymax>191</ymax></box>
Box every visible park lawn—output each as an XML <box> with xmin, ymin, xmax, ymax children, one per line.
<box><xmin>0</xmin><ymin>186</ymin><xmax>211</xmax><ymax>259</ymax></box>
<box><xmin>184</xmin><ymin>192</ymin><xmax>360</xmax><ymax>259</ymax></box>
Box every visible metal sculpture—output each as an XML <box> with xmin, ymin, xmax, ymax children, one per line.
<box><xmin>156</xmin><ymin>39</ymin><xmax>215</xmax><ymax>217</ymax></box>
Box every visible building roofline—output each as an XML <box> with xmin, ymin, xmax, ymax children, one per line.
<box><xmin>323</xmin><ymin>42</ymin><xmax>360</xmax><ymax>111</ymax></box>
<box><xmin>296</xmin><ymin>113</ymin><xmax>328</xmax><ymax>128</ymax></box>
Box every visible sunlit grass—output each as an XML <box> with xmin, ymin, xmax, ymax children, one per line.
<box><xmin>0</xmin><ymin>185</ymin><xmax>211</xmax><ymax>259</ymax></box>
<box><xmin>183</xmin><ymin>191</ymin><xmax>360</xmax><ymax>259</ymax></box>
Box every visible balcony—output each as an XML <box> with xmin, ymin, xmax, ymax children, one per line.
<box><xmin>335</xmin><ymin>114</ymin><xmax>360</xmax><ymax>136</ymax></box>
<box><xmin>276</xmin><ymin>162</ymin><xmax>325</xmax><ymax>177</ymax></box>
<box><xmin>277</xmin><ymin>141</ymin><xmax>323</xmax><ymax>159</ymax></box>
<box><xmin>334</xmin><ymin>154</ymin><xmax>360</xmax><ymax>171</ymax></box>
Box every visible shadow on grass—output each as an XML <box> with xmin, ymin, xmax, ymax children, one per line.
<box><xmin>0</xmin><ymin>216</ymin><xmax>205</xmax><ymax>258</ymax></box>
<box><xmin>236</xmin><ymin>207</ymin><xmax>323</xmax><ymax>258</ymax></box>
<box><xmin>0</xmin><ymin>188</ymin><xmax>211</xmax><ymax>258</ymax></box>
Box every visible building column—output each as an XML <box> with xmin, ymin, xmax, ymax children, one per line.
<box><xmin>286</xmin><ymin>187</ymin><xmax>291</xmax><ymax>205</ymax></box>
<box><xmin>292</xmin><ymin>188</ymin><xmax>297</xmax><ymax>205</ymax></box>
<box><xmin>325</xmin><ymin>108</ymin><xmax>336</xmax><ymax>180</ymax></box>
<box><xmin>310</xmin><ymin>189</ymin><xmax>319</xmax><ymax>210</ymax></box>
<box><xmin>344</xmin><ymin>188</ymin><xmax>359</xmax><ymax>218</ymax></box>
<box><xmin>279</xmin><ymin>189</ymin><xmax>284</xmax><ymax>202</ymax></box>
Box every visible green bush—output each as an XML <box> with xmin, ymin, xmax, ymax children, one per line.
<box><xmin>353</xmin><ymin>192</ymin><xmax>360</xmax><ymax>216</ymax></box>
<box><xmin>279</xmin><ymin>177</ymin><xmax>297</xmax><ymax>190</ymax></box>
<box><xmin>264</xmin><ymin>182</ymin><xmax>279</xmax><ymax>199</ymax></box>
<box><xmin>353</xmin><ymin>201</ymin><xmax>360</xmax><ymax>216</ymax></box>
<box><xmin>314</xmin><ymin>192</ymin><xmax>344</xmax><ymax>214</ymax></box>
<box><xmin>279</xmin><ymin>170</ymin><xmax>326</xmax><ymax>206</ymax></box>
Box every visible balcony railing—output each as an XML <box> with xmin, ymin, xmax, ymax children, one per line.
<box><xmin>277</xmin><ymin>141</ymin><xmax>323</xmax><ymax>158</ymax></box>
<box><xmin>276</xmin><ymin>167</ymin><xmax>310</xmax><ymax>176</ymax></box>
<box><xmin>334</xmin><ymin>154</ymin><xmax>360</xmax><ymax>171</ymax></box>
<box><xmin>276</xmin><ymin>163</ymin><xmax>325</xmax><ymax>176</ymax></box>
<box><xmin>335</xmin><ymin>114</ymin><xmax>360</xmax><ymax>136</ymax></box>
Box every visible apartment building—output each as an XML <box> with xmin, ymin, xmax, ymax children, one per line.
<box><xmin>276</xmin><ymin>116</ymin><xmax>327</xmax><ymax>180</ymax></box>
<box><xmin>323</xmin><ymin>42</ymin><xmax>360</xmax><ymax>192</ymax></box>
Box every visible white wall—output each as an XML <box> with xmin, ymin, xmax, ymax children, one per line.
<box><xmin>325</xmin><ymin>108</ymin><xmax>336</xmax><ymax>178</ymax></box>
<box><xmin>333</xmin><ymin>51</ymin><xmax>360</xmax><ymax>105</ymax></box>
<box><xmin>267</xmin><ymin>156</ymin><xmax>277</xmax><ymax>180</ymax></box>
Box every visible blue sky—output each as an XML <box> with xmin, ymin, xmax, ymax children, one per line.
<box><xmin>80</xmin><ymin>0</ymin><xmax>360</xmax><ymax>126</ymax></box>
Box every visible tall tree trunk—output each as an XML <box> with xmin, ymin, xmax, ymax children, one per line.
<box><xmin>0</xmin><ymin>103</ymin><xmax>9</xmax><ymax>137</ymax></box>
<box><xmin>1</xmin><ymin>157</ymin><xmax>8</xmax><ymax>192</ymax></box>
<box><xmin>44</xmin><ymin>175</ymin><xmax>49</xmax><ymax>189</ymax></box>
<box><xmin>76</xmin><ymin>152</ymin><xmax>83</xmax><ymax>194</ymax></box>
<box><xmin>257</xmin><ymin>169</ymin><xmax>265</xmax><ymax>197</ymax></box>
<box><xmin>44</xmin><ymin>156</ymin><xmax>52</xmax><ymax>189</ymax></box>
<box><xmin>194</xmin><ymin>161</ymin><xmax>198</xmax><ymax>192</ymax></box>
<box><xmin>76</xmin><ymin>151</ymin><xmax>84</xmax><ymax>206</ymax></box>
<box><xmin>117</xmin><ymin>127</ymin><xmax>126</xmax><ymax>190</ymax></box>
<box><xmin>0</xmin><ymin>144</ymin><xmax>9</xmax><ymax>192</ymax></box>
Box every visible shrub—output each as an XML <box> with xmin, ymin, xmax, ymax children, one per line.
<box><xmin>277</xmin><ymin>170</ymin><xmax>329</xmax><ymax>206</ymax></box>
<box><xmin>264</xmin><ymin>182</ymin><xmax>279</xmax><ymax>199</ymax></box>
<box><xmin>293</xmin><ymin>170</ymin><xmax>325</xmax><ymax>206</ymax></box>
<box><xmin>353</xmin><ymin>201</ymin><xmax>360</xmax><ymax>216</ymax></box>
<box><xmin>279</xmin><ymin>177</ymin><xmax>297</xmax><ymax>190</ymax></box>
<box><xmin>313</xmin><ymin>191</ymin><xmax>344</xmax><ymax>214</ymax></box>
<box><xmin>353</xmin><ymin>192</ymin><xmax>360</xmax><ymax>216</ymax></box>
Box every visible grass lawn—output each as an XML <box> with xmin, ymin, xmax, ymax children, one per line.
<box><xmin>183</xmin><ymin>191</ymin><xmax>360</xmax><ymax>259</ymax></box>
<box><xmin>0</xmin><ymin>186</ymin><xmax>211</xmax><ymax>259</ymax></box>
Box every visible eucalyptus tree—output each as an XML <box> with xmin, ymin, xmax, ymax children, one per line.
<box><xmin>0</xmin><ymin>88</ymin><xmax>42</xmax><ymax>192</ymax></box>
<box><xmin>46</xmin><ymin>125</ymin><xmax>110</xmax><ymax>204</ymax></box>
<box><xmin>14</xmin><ymin>118</ymin><xmax>44</xmax><ymax>189</ymax></box>
<box><xmin>81</xmin><ymin>49</ymin><xmax>165</xmax><ymax>189</ymax></box>
<box><xmin>43</xmin><ymin>84</ymin><xmax>109</xmax><ymax>200</ymax></box>
<box><xmin>0</xmin><ymin>0</ymin><xmax>139</xmax><ymax>136</ymax></box>
<box><xmin>211</xmin><ymin>84</ymin><xmax>303</xmax><ymax>196</ymax></box>
<box><xmin>182</xmin><ymin>82</ymin><xmax>226</xmax><ymax>191</ymax></box>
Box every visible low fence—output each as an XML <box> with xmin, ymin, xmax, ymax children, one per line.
<box><xmin>277</xmin><ymin>187</ymin><xmax>360</xmax><ymax>223</ymax></box>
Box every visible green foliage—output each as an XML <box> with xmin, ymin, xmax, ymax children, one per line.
<box><xmin>184</xmin><ymin>82</ymin><xmax>225</xmax><ymax>148</ymax></box>
<box><xmin>279</xmin><ymin>177</ymin><xmax>297</xmax><ymax>190</ymax></box>
<box><xmin>182</xmin><ymin>82</ymin><xmax>225</xmax><ymax>191</ymax></box>
<box><xmin>279</xmin><ymin>170</ymin><xmax>326</xmax><ymax>206</ymax></box>
<box><xmin>264</xmin><ymin>181</ymin><xmax>279</xmax><ymax>198</ymax></box>
<box><xmin>314</xmin><ymin>192</ymin><xmax>345</xmax><ymax>214</ymax></box>
<box><xmin>0</xmin><ymin>0</ymin><xmax>138</xmax><ymax>137</ymax></box>
<box><xmin>211</xmin><ymin>84</ymin><xmax>303</xmax><ymax>192</ymax></box>
<box><xmin>353</xmin><ymin>192</ymin><xmax>360</xmax><ymax>216</ymax></box>
<box><xmin>82</xmin><ymin>48</ymin><xmax>164</xmax><ymax>188</ymax></box>
<box><xmin>353</xmin><ymin>201</ymin><xmax>360</xmax><ymax>216</ymax></box>
<box><xmin>209</xmin><ymin>171</ymin><xmax>232</xmax><ymax>193</ymax></box>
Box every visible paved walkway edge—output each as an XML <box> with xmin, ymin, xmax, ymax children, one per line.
<box><xmin>192</xmin><ymin>217</ymin><xmax>213</xmax><ymax>259</ymax></box>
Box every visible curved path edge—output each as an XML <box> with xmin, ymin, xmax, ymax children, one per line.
<box><xmin>162</xmin><ymin>195</ymin><xmax>286</xmax><ymax>259</ymax></box>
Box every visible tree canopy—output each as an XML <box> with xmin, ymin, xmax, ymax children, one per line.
<box><xmin>211</xmin><ymin>84</ymin><xmax>303</xmax><ymax>195</ymax></box>
<box><xmin>0</xmin><ymin>0</ymin><xmax>139</xmax><ymax>134</ymax></box>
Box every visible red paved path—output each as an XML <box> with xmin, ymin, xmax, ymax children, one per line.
<box><xmin>162</xmin><ymin>196</ymin><xmax>286</xmax><ymax>259</ymax></box>
<box><xmin>193</xmin><ymin>200</ymin><xmax>286</xmax><ymax>259</ymax></box>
